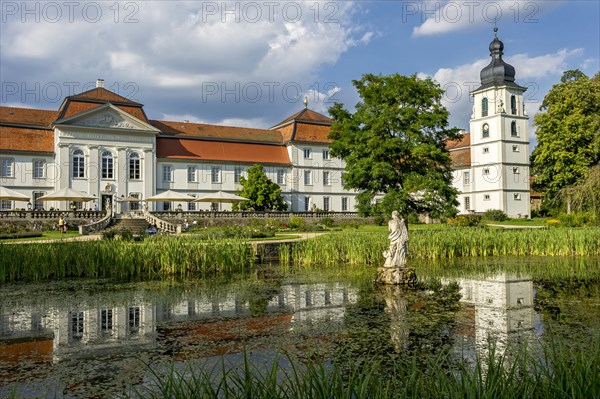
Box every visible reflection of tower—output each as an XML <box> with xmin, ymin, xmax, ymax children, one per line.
<box><xmin>451</xmin><ymin>273</ymin><xmax>535</xmax><ymax>360</ymax></box>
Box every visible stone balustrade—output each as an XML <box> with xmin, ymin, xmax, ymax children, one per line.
<box><xmin>152</xmin><ymin>211</ymin><xmax>361</xmax><ymax>219</ymax></box>
<box><xmin>79</xmin><ymin>211</ymin><xmax>112</xmax><ymax>236</ymax></box>
<box><xmin>0</xmin><ymin>210</ymin><xmax>106</xmax><ymax>220</ymax></box>
<box><xmin>143</xmin><ymin>210</ymin><xmax>182</xmax><ymax>235</ymax></box>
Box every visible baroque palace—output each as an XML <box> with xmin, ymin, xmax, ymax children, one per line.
<box><xmin>0</xmin><ymin>32</ymin><xmax>530</xmax><ymax>217</ymax></box>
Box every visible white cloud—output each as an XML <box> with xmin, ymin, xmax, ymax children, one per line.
<box><xmin>423</xmin><ymin>47</ymin><xmax>585</xmax><ymax>132</ymax></box>
<box><xmin>303</xmin><ymin>86</ymin><xmax>342</xmax><ymax>114</ymax></box>
<box><xmin>412</xmin><ymin>0</ymin><xmax>560</xmax><ymax>37</ymax></box>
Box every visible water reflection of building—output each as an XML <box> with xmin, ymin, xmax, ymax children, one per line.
<box><xmin>0</xmin><ymin>283</ymin><xmax>358</xmax><ymax>366</ymax></box>
<box><xmin>448</xmin><ymin>273</ymin><xmax>535</xmax><ymax>359</ymax></box>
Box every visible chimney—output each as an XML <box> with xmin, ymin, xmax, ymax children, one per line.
<box><xmin>96</xmin><ymin>79</ymin><xmax>105</xmax><ymax>88</ymax></box>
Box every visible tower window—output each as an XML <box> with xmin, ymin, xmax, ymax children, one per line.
<box><xmin>482</xmin><ymin>98</ymin><xmax>488</xmax><ymax>117</ymax></box>
<box><xmin>484</xmin><ymin>194</ymin><xmax>491</xmax><ymax>201</ymax></box>
<box><xmin>482</xmin><ymin>123</ymin><xmax>490</xmax><ymax>138</ymax></box>
<box><xmin>511</xmin><ymin>95</ymin><xmax>517</xmax><ymax>115</ymax></box>
<box><xmin>512</xmin><ymin>145</ymin><xmax>519</xmax><ymax>152</ymax></box>
<box><xmin>511</xmin><ymin>121</ymin><xmax>518</xmax><ymax>137</ymax></box>
<box><xmin>483</xmin><ymin>147</ymin><xmax>490</xmax><ymax>154</ymax></box>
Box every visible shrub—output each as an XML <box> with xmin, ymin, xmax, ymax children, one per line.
<box><xmin>482</xmin><ymin>209</ymin><xmax>509</xmax><ymax>221</ymax></box>
<box><xmin>447</xmin><ymin>215</ymin><xmax>482</xmax><ymax>227</ymax></box>
<box><xmin>320</xmin><ymin>217</ymin><xmax>335</xmax><ymax>228</ymax></box>
<box><xmin>102</xmin><ymin>230</ymin><xmax>116</xmax><ymax>240</ymax></box>
<box><xmin>118</xmin><ymin>228</ymin><xmax>134</xmax><ymax>241</ymax></box>
<box><xmin>558</xmin><ymin>212</ymin><xmax>594</xmax><ymax>227</ymax></box>
<box><xmin>288</xmin><ymin>216</ymin><xmax>306</xmax><ymax>230</ymax></box>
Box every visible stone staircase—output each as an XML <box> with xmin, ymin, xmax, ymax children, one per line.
<box><xmin>109</xmin><ymin>218</ymin><xmax>150</xmax><ymax>235</ymax></box>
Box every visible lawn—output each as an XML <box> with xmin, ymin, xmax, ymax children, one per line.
<box><xmin>0</xmin><ymin>230</ymin><xmax>80</xmax><ymax>243</ymax></box>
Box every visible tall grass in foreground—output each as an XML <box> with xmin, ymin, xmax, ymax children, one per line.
<box><xmin>0</xmin><ymin>237</ymin><xmax>254</xmax><ymax>283</ymax></box>
<box><xmin>282</xmin><ymin>228</ymin><xmax>600</xmax><ymax>267</ymax></box>
<box><xmin>125</xmin><ymin>335</ymin><xmax>600</xmax><ymax>399</ymax></box>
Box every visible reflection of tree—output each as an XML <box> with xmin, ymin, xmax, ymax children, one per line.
<box><xmin>332</xmin><ymin>281</ymin><xmax>462</xmax><ymax>373</ymax></box>
<box><xmin>535</xmin><ymin>278</ymin><xmax>600</xmax><ymax>334</ymax></box>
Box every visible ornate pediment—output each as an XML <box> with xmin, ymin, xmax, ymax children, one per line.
<box><xmin>71</xmin><ymin>111</ymin><xmax>138</xmax><ymax>129</ymax></box>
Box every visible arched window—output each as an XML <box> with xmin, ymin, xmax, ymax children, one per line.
<box><xmin>129</xmin><ymin>152</ymin><xmax>141</xmax><ymax>180</ymax></box>
<box><xmin>482</xmin><ymin>98</ymin><xmax>489</xmax><ymax>117</ymax></box>
<box><xmin>72</xmin><ymin>149</ymin><xmax>85</xmax><ymax>178</ymax></box>
<box><xmin>511</xmin><ymin>121</ymin><xmax>518</xmax><ymax>136</ymax></box>
<box><xmin>102</xmin><ymin>151</ymin><xmax>114</xmax><ymax>179</ymax></box>
<box><xmin>511</xmin><ymin>95</ymin><xmax>517</xmax><ymax>115</ymax></box>
<box><xmin>482</xmin><ymin>123</ymin><xmax>490</xmax><ymax>138</ymax></box>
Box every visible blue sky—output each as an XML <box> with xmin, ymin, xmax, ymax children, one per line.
<box><xmin>1</xmin><ymin>1</ymin><xmax>598</xmax><ymax>147</ymax></box>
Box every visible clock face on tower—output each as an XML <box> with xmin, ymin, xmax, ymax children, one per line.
<box><xmin>482</xmin><ymin>123</ymin><xmax>490</xmax><ymax>138</ymax></box>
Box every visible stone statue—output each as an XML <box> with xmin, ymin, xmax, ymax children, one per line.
<box><xmin>383</xmin><ymin>211</ymin><xmax>408</xmax><ymax>267</ymax></box>
<box><xmin>375</xmin><ymin>211</ymin><xmax>415</xmax><ymax>285</ymax></box>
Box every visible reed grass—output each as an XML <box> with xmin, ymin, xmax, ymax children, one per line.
<box><xmin>0</xmin><ymin>236</ymin><xmax>254</xmax><ymax>283</ymax></box>
<box><xmin>281</xmin><ymin>228</ymin><xmax>600</xmax><ymax>268</ymax></box>
<box><xmin>125</xmin><ymin>333</ymin><xmax>600</xmax><ymax>399</ymax></box>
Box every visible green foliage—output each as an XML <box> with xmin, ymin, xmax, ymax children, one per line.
<box><xmin>482</xmin><ymin>209</ymin><xmax>509</xmax><ymax>221</ymax></box>
<box><xmin>559</xmin><ymin>165</ymin><xmax>600</xmax><ymax>222</ymax></box>
<box><xmin>234</xmin><ymin>164</ymin><xmax>287</xmax><ymax>211</ymax></box>
<box><xmin>320</xmin><ymin>217</ymin><xmax>335</xmax><ymax>228</ymax></box>
<box><xmin>531</xmin><ymin>70</ymin><xmax>600</xmax><ymax>202</ymax></box>
<box><xmin>288</xmin><ymin>216</ymin><xmax>307</xmax><ymax>230</ymax></box>
<box><xmin>558</xmin><ymin>212</ymin><xmax>596</xmax><ymax>227</ymax></box>
<box><xmin>328</xmin><ymin>73</ymin><xmax>461</xmax><ymax>218</ymax></box>
<box><xmin>448</xmin><ymin>215</ymin><xmax>482</xmax><ymax>227</ymax></box>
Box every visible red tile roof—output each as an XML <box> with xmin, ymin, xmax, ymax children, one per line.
<box><xmin>0</xmin><ymin>106</ymin><xmax>58</xmax><ymax>127</ymax></box>
<box><xmin>449</xmin><ymin>149</ymin><xmax>471</xmax><ymax>167</ymax></box>
<box><xmin>293</xmin><ymin>123</ymin><xmax>333</xmax><ymax>144</ymax></box>
<box><xmin>59</xmin><ymin>101</ymin><xmax>150</xmax><ymax>123</ymax></box>
<box><xmin>446</xmin><ymin>133</ymin><xmax>470</xmax><ymax>150</ymax></box>
<box><xmin>0</xmin><ymin>126</ymin><xmax>54</xmax><ymax>153</ymax></box>
<box><xmin>271</xmin><ymin>108</ymin><xmax>333</xmax><ymax>129</ymax></box>
<box><xmin>70</xmin><ymin>87</ymin><xmax>142</xmax><ymax>105</ymax></box>
<box><xmin>152</xmin><ymin>120</ymin><xmax>283</xmax><ymax>144</ymax></box>
<box><xmin>157</xmin><ymin>138</ymin><xmax>291</xmax><ymax>165</ymax></box>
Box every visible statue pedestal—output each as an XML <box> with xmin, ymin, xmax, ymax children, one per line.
<box><xmin>375</xmin><ymin>266</ymin><xmax>416</xmax><ymax>286</ymax></box>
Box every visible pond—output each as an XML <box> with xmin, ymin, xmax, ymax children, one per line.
<box><xmin>1</xmin><ymin>256</ymin><xmax>599</xmax><ymax>398</ymax></box>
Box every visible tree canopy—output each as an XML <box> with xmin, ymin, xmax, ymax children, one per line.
<box><xmin>328</xmin><ymin>73</ymin><xmax>461</xmax><ymax>219</ymax></box>
<box><xmin>234</xmin><ymin>164</ymin><xmax>287</xmax><ymax>211</ymax></box>
<box><xmin>531</xmin><ymin>70</ymin><xmax>600</xmax><ymax>200</ymax></box>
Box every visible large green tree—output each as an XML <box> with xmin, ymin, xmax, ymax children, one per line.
<box><xmin>234</xmin><ymin>164</ymin><xmax>287</xmax><ymax>211</ymax></box>
<box><xmin>531</xmin><ymin>70</ymin><xmax>600</xmax><ymax>201</ymax></box>
<box><xmin>328</xmin><ymin>73</ymin><xmax>461</xmax><ymax>218</ymax></box>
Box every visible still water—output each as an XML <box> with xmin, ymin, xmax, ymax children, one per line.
<box><xmin>1</xmin><ymin>257</ymin><xmax>599</xmax><ymax>398</ymax></box>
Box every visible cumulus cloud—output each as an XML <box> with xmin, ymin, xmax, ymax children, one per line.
<box><xmin>422</xmin><ymin>47</ymin><xmax>586</xmax><ymax>133</ymax></box>
<box><xmin>411</xmin><ymin>0</ymin><xmax>560</xmax><ymax>37</ymax></box>
<box><xmin>1</xmin><ymin>0</ymin><xmax>372</xmax><ymax>125</ymax></box>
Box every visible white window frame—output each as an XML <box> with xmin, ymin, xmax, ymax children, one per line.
<box><xmin>483</xmin><ymin>168</ymin><xmax>490</xmax><ymax>175</ymax></box>
<box><xmin>463</xmin><ymin>171</ymin><xmax>470</xmax><ymax>185</ymax></box>
<box><xmin>483</xmin><ymin>147</ymin><xmax>490</xmax><ymax>154</ymax></box>
<box><xmin>514</xmin><ymin>193</ymin><xmax>522</xmax><ymax>201</ymax></box>
<box><xmin>1</xmin><ymin>200</ymin><xmax>12</xmax><ymax>210</ymax></box>
<box><xmin>1</xmin><ymin>158</ymin><xmax>15</xmax><ymax>178</ymax></box>
<box><xmin>512</xmin><ymin>145</ymin><xmax>519</xmax><ymax>152</ymax></box>
<box><xmin>464</xmin><ymin>196</ymin><xmax>471</xmax><ymax>211</ymax></box>
<box><xmin>187</xmin><ymin>166</ymin><xmax>197</xmax><ymax>183</ymax></box>
<box><xmin>323</xmin><ymin>197</ymin><xmax>330</xmax><ymax>211</ymax></box>
<box><xmin>277</xmin><ymin>169</ymin><xmax>286</xmax><ymax>185</ymax></box>
<box><xmin>323</xmin><ymin>171</ymin><xmax>331</xmax><ymax>186</ymax></box>
<box><xmin>323</xmin><ymin>150</ymin><xmax>330</xmax><ymax>160</ymax></box>
<box><xmin>513</xmin><ymin>167</ymin><xmax>520</xmax><ymax>175</ymax></box>
<box><xmin>129</xmin><ymin>153</ymin><xmax>141</xmax><ymax>180</ymax></box>
<box><xmin>101</xmin><ymin>151</ymin><xmax>114</xmax><ymax>180</ymax></box>
<box><xmin>341</xmin><ymin>197</ymin><xmax>348</xmax><ymax>212</ymax></box>
<box><xmin>129</xmin><ymin>192</ymin><xmax>141</xmax><ymax>211</ymax></box>
<box><xmin>33</xmin><ymin>191</ymin><xmax>45</xmax><ymax>210</ymax></box>
<box><xmin>304</xmin><ymin>196</ymin><xmax>311</xmax><ymax>212</ymax></box>
<box><xmin>234</xmin><ymin>168</ymin><xmax>243</xmax><ymax>184</ymax></box>
<box><xmin>304</xmin><ymin>170</ymin><xmax>312</xmax><ymax>185</ymax></box>
<box><xmin>484</xmin><ymin>194</ymin><xmax>491</xmax><ymax>201</ymax></box>
<box><xmin>33</xmin><ymin>159</ymin><xmax>46</xmax><ymax>179</ymax></box>
<box><xmin>162</xmin><ymin>165</ymin><xmax>173</xmax><ymax>182</ymax></box>
<box><xmin>211</xmin><ymin>166</ymin><xmax>221</xmax><ymax>184</ymax></box>
<box><xmin>303</xmin><ymin>148</ymin><xmax>312</xmax><ymax>159</ymax></box>
<box><xmin>72</xmin><ymin>149</ymin><xmax>85</xmax><ymax>178</ymax></box>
